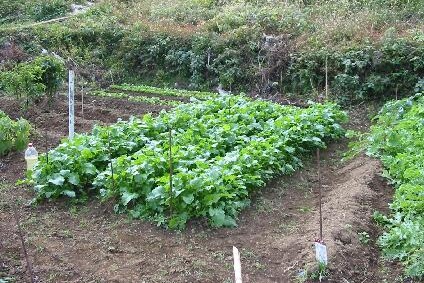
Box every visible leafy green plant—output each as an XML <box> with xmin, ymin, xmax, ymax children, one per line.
<box><xmin>30</xmin><ymin>0</ymin><xmax>69</xmax><ymax>21</ymax></box>
<box><xmin>90</xmin><ymin>90</ymin><xmax>182</xmax><ymax>107</ymax></box>
<box><xmin>358</xmin><ymin>231</ymin><xmax>370</xmax><ymax>244</ymax></box>
<box><xmin>111</xmin><ymin>84</ymin><xmax>218</xmax><ymax>99</ymax></box>
<box><xmin>33</xmin><ymin>55</ymin><xmax>65</xmax><ymax>106</ymax></box>
<box><xmin>367</xmin><ymin>92</ymin><xmax>424</xmax><ymax>279</ymax></box>
<box><xmin>0</xmin><ymin>55</ymin><xmax>65</xmax><ymax>109</ymax></box>
<box><xmin>0</xmin><ymin>110</ymin><xmax>31</xmax><ymax>156</ymax></box>
<box><xmin>0</xmin><ymin>62</ymin><xmax>45</xmax><ymax>109</ymax></box>
<box><xmin>310</xmin><ymin>262</ymin><xmax>329</xmax><ymax>282</ymax></box>
<box><xmin>29</xmin><ymin>95</ymin><xmax>347</xmax><ymax>229</ymax></box>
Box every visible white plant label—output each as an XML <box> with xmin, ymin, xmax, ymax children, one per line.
<box><xmin>68</xmin><ymin>70</ymin><xmax>75</xmax><ymax>139</ymax></box>
<box><xmin>233</xmin><ymin>246</ymin><xmax>242</xmax><ymax>283</ymax></box>
<box><xmin>314</xmin><ymin>241</ymin><xmax>328</xmax><ymax>265</ymax></box>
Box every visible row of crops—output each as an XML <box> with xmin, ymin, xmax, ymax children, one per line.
<box><xmin>0</xmin><ymin>110</ymin><xmax>31</xmax><ymax>156</ymax></box>
<box><xmin>89</xmin><ymin>84</ymin><xmax>220</xmax><ymax>107</ymax></box>
<box><xmin>367</xmin><ymin>93</ymin><xmax>424</xmax><ymax>278</ymax></box>
<box><xmin>110</xmin><ymin>84</ymin><xmax>218</xmax><ymax>99</ymax></box>
<box><xmin>89</xmin><ymin>90</ymin><xmax>182</xmax><ymax>107</ymax></box>
<box><xmin>29</xmin><ymin>95</ymin><xmax>347</xmax><ymax>229</ymax></box>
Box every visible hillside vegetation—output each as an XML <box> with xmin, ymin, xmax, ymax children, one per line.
<box><xmin>0</xmin><ymin>0</ymin><xmax>423</xmax><ymax>103</ymax></box>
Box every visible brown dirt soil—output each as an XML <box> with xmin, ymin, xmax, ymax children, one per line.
<box><xmin>0</xmin><ymin>96</ymin><xmax>411</xmax><ymax>283</ymax></box>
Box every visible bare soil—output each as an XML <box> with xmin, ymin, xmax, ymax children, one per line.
<box><xmin>0</xmin><ymin>95</ymin><xmax>410</xmax><ymax>283</ymax></box>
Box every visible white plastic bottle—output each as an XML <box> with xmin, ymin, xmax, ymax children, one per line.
<box><xmin>25</xmin><ymin>143</ymin><xmax>38</xmax><ymax>171</ymax></box>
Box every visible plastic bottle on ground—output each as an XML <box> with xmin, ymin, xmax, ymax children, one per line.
<box><xmin>25</xmin><ymin>143</ymin><xmax>38</xmax><ymax>171</ymax></box>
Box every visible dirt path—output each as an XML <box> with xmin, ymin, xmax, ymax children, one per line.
<box><xmin>0</xmin><ymin>98</ymin><xmax>399</xmax><ymax>283</ymax></box>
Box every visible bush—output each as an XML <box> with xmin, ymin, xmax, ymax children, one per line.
<box><xmin>286</xmin><ymin>38</ymin><xmax>424</xmax><ymax>104</ymax></box>
<box><xmin>30</xmin><ymin>0</ymin><xmax>69</xmax><ymax>21</ymax></box>
<box><xmin>0</xmin><ymin>55</ymin><xmax>65</xmax><ymax>108</ymax></box>
<box><xmin>0</xmin><ymin>111</ymin><xmax>31</xmax><ymax>156</ymax></box>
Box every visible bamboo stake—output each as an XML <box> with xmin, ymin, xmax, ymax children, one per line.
<box><xmin>169</xmin><ymin>127</ymin><xmax>173</xmax><ymax>216</ymax></box>
<box><xmin>12</xmin><ymin>205</ymin><xmax>35</xmax><ymax>283</ymax></box>
<box><xmin>81</xmin><ymin>84</ymin><xmax>84</xmax><ymax>121</ymax></box>
<box><xmin>325</xmin><ymin>56</ymin><xmax>329</xmax><ymax>100</ymax></box>
<box><xmin>107</xmin><ymin>131</ymin><xmax>115</xmax><ymax>190</ymax></box>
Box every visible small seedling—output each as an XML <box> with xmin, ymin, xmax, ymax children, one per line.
<box><xmin>358</xmin><ymin>231</ymin><xmax>370</xmax><ymax>244</ymax></box>
<box><xmin>310</xmin><ymin>262</ymin><xmax>329</xmax><ymax>282</ymax></box>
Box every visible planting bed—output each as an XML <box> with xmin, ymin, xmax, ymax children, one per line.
<box><xmin>0</xmin><ymin>93</ymin><xmax>409</xmax><ymax>283</ymax></box>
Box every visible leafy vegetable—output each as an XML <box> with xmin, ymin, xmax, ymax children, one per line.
<box><xmin>111</xmin><ymin>84</ymin><xmax>218</xmax><ymax>100</ymax></box>
<box><xmin>0</xmin><ymin>110</ymin><xmax>31</xmax><ymax>156</ymax></box>
<box><xmin>29</xmin><ymin>95</ymin><xmax>347</xmax><ymax>229</ymax></box>
<box><xmin>367</xmin><ymin>92</ymin><xmax>424</xmax><ymax>279</ymax></box>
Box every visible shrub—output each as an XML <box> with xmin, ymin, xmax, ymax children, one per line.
<box><xmin>0</xmin><ymin>55</ymin><xmax>65</xmax><ymax>108</ymax></box>
<box><xmin>0</xmin><ymin>110</ymin><xmax>31</xmax><ymax>156</ymax></box>
<box><xmin>30</xmin><ymin>0</ymin><xmax>69</xmax><ymax>21</ymax></box>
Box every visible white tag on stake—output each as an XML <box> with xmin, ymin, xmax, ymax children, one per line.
<box><xmin>233</xmin><ymin>246</ymin><xmax>242</xmax><ymax>283</ymax></box>
<box><xmin>314</xmin><ymin>241</ymin><xmax>328</xmax><ymax>265</ymax></box>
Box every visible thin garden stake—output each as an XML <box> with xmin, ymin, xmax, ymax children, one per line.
<box><xmin>169</xmin><ymin>127</ymin><xmax>173</xmax><ymax>215</ymax></box>
<box><xmin>107</xmin><ymin>131</ymin><xmax>115</xmax><ymax>190</ymax></box>
<box><xmin>325</xmin><ymin>56</ymin><xmax>329</xmax><ymax>100</ymax></box>
<box><xmin>45</xmin><ymin>128</ymin><xmax>49</xmax><ymax>164</ymax></box>
<box><xmin>81</xmin><ymin>84</ymin><xmax>84</xmax><ymax>121</ymax></box>
<box><xmin>12</xmin><ymin>205</ymin><xmax>35</xmax><ymax>283</ymax></box>
<box><xmin>317</xmin><ymin>148</ymin><xmax>323</xmax><ymax>241</ymax></box>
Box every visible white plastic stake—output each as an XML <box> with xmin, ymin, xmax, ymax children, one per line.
<box><xmin>68</xmin><ymin>70</ymin><xmax>75</xmax><ymax>139</ymax></box>
<box><xmin>233</xmin><ymin>246</ymin><xmax>242</xmax><ymax>283</ymax></box>
<box><xmin>314</xmin><ymin>241</ymin><xmax>328</xmax><ymax>265</ymax></box>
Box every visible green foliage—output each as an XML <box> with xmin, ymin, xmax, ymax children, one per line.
<box><xmin>0</xmin><ymin>0</ymin><xmax>27</xmax><ymax>24</ymax></box>
<box><xmin>111</xmin><ymin>84</ymin><xmax>217</xmax><ymax>99</ymax></box>
<box><xmin>0</xmin><ymin>60</ymin><xmax>45</xmax><ymax>109</ymax></box>
<box><xmin>149</xmin><ymin>0</ymin><xmax>215</xmax><ymax>24</ymax></box>
<box><xmin>0</xmin><ymin>0</ymin><xmax>73</xmax><ymax>24</ymax></box>
<box><xmin>30</xmin><ymin>0</ymin><xmax>69</xmax><ymax>21</ymax></box>
<box><xmin>311</xmin><ymin>262</ymin><xmax>329</xmax><ymax>281</ymax></box>
<box><xmin>90</xmin><ymin>90</ymin><xmax>182</xmax><ymax>107</ymax></box>
<box><xmin>2</xmin><ymin>0</ymin><xmax>423</xmax><ymax>102</ymax></box>
<box><xmin>33</xmin><ymin>55</ymin><xmax>65</xmax><ymax>105</ymax></box>
<box><xmin>287</xmin><ymin>39</ymin><xmax>424</xmax><ymax>104</ymax></box>
<box><xmin>29</xmin><ymin>95</ymin><xmax>347</xmax><ymax>229</ymax></box>
<box><xmin>0</xmin><ymin>55</ymin><xmax>65</xmax><ymax>108</ymax></box>
<box><xmin>0</xmin><ymin>110</ymin><xmax>31</xmax><ymax>156</ymax></box>
<box><xmin>367</xmin><ymin>93</ymin><xmax>424</xmax><ymax>279</ymax></box>
<box><xmin>358</xmin><ymin>231</ymin><xmax>370</xmax><ymax>244</ymax></box>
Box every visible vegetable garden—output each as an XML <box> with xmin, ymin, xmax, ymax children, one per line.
<box><xmin>30</xmin><ymin>95</ymin><xmax>347</xmax><ymax>229</ymax></box>
<box><xmin>1</xmin><ymin>0</ymin><xmax>423</xmax><ymax>281</ymax></box>
<box><xmin>366</xmin><ymin>93</ymin><xmax>424</xmax><ymax>278</ymax></box>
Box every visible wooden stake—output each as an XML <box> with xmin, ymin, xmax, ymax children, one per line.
<box><xmin>395</xmin><ymin>84</ymin><xmax>398</xmax><ymax>100</ymax></box>
<box><xmin>233</xmin><ymin>246</ymin><xmax>242</xmax><ymax>283</ymax></box>
<box><xmin>169</xmin><ymin>127</ymin><xmax>173</xmax><ymax>215</ymax></box>
<box><xmin>317</xmin><ymin>148</ymin><xmax>323</xmax><ymax>241</ymax></box>
<box><xmin>45</xmin><ymin>128</ymin><xmax>49</xmax><ymax>164</ymax></box>
<box><xmin>107</xmin><ymin>131</ymin><xmax>115</xmax><ymax>190</ymax></box>
<box><xmin>81</xmin><ymin>84</ymin><xmax>84</xmax><ymax>121</ymax></box>
<box><xmin>12</xmin><ymin>205</ymin><xmax>35</xmax><ymax>283</ymax></box>
<box><xmin>325</xmin><ymin>56</ymin><xmax>329</xmax><ymax>100</ymax></box>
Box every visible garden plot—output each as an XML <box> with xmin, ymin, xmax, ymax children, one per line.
<box><xmin>0</xmin><ymin>92</ymin><xmax>403</xmax><ymax>283</ymax></box>
<box><xmin>29</xmin><ymin>95</ymin><xmax>347</xmax><ymax>229</ymax></box>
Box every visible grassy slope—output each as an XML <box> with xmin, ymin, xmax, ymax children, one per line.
<box><xmin>1</xmin><ymin>0</ymin><xmax>423</xmax><ymax>96</ymax></box>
